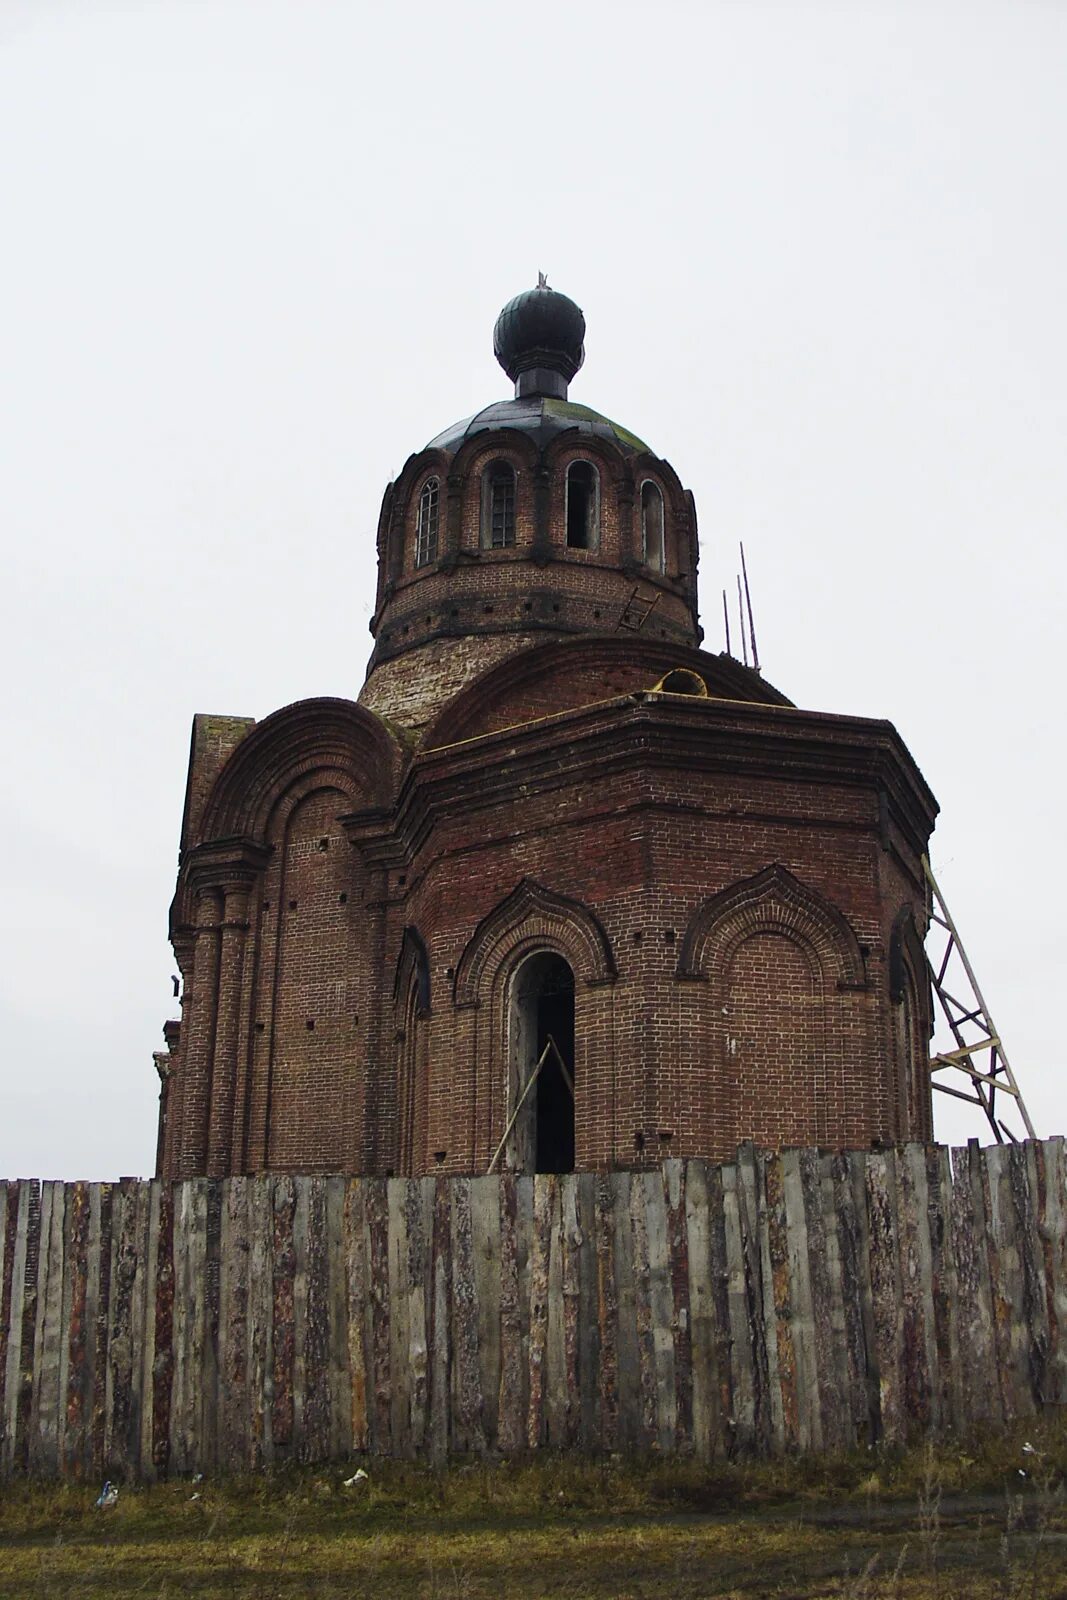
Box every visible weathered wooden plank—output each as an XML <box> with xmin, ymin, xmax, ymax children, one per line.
<box><xmin>451</xmin><ymin>1176</ymin><xmax>485</xmax><ymax>1452</ymax></box>
<box><xmin>200</xmin><ymin>1180</ymin><xmax>222</xmax><ymax>1473</ymax></box>
<box><xmin>137</xmin><ymin>1182</ymin><xmax>160</xmax><ymax>1481</ymax></box>
<box><xmin>301</xmin><ymin>1177</ymin><xmax>331</xmax><ymax>1464</ymax></box>
<box><xmin>325</xmin><ymin>1177</ymin><xmax>350</xmax><ymax>1462</ymax></box>
<box><xmin>1013</xmin><ymin>1142</ymin><xmax>1050</xmax><ymax>1409</ymax></box>
<box><xmin>864</xmin><ymin>1151</ymin><xmax>903</xmax><ymax>1444</ymax></box>
<box><xmin>219</xmin><ymin>1179</ymin><xmax>250</xmax><ymax>1472</ymax></box>
<box><xmin>0</xmin><ymin>1185</ymin><xmax>14</xmax><ymax>1472</ymax></box>
<box><xmin>828</xmin><ymin>1156</ymin><xmax>864</xmax><ymax>1444</ymax></box>
<box><xmin>787</xmin><ymin>1150</ymin><xmax>827</xmax><ymax>1453</ymax></box>
<box><xmin>897</xmin><ymin>1146</ymin><xmax>934</xmax><ymax>1435</ymax></box>
<box><xmin>1</xmin><ymin>1184</ymin><xmax>33</xmax><ymax>1476</ymax></box>
<box><xmin>290</xmin><ymin>1178</ymin><xmax>311</xmax><ymax>1460</ymax></box>
<box><xmin>386</xmin><ymin>1177</ymin><xmax>410</xmax><ymax>1455</ymax></box>
<box><xmin>777</xmin><ymin>1152</ymin><xmax>814</xmax><ymax>1451</ymax></box>
<box><xmin>924</xmin><ymin>1146</ymin><xmax>958</xmax><ymax>1434</ymax></box>
<box><xmin>720</xmin><ymin>1161</ymin><xmax>754</xmax><ymax>1452</ymax></box>
<box><xmin>576</xmin><ymin>1172</ymin><xmax>599</xmax><ymax>1451</ymax></box>
<box><xmin>628</xmin><ymin>1171</ymin><xmax>657</xmax><ymax>1451</ymax></box>
<box><xmin>342</xmin><ymin>1179</ymin><xmax>368</xmax><ymax>1455</ymax></box>
<box><xmin>242</xmin><ymin>1179</ymin><xmax>270</xmax><ymax>1470</ymax></box>
<box><xmin>30</xmin><ymin>1182</ymin><xmax>65</xmax><ymax>1475</ymax></box>
<box><xmin>90</xmin><ymin>1185</ymin><xmax>113</xmax><ymax>1477</ymax></box>
<box><xmin>558</xmin><ymin>1174</ymin><xmax>582</xmax><ymax>1449</ymax></box>
<box><xmin>363</xmin><ymin>1177</ymin><xmax>392</xmax><ymax>1455</ymax></box>
<box><xmin>593</xmin><ymin>1172</ymin><xmax>620</xmax><ymax>1453</ymax></box>
<box><xmin>129</xmin><ymin>1185</ymin><xmax>151</xmax><ymax>1480</ymax></box>
<box><xmin>610</xmin><ymin>1172</ymin><xmax>639</xmax><ymax>1451</ymax></box>
<box><xmin>737</xmin><ymin>1146</ymin><xmax>774</xmax><ymax>1454</ymax></box>
<box><xmin>542</xmin><ymin>1175</ymin><xmax>564</xmax><ymax>1446</ymax></box>
<box><xmin>982</xmin><ymin>1144</ymin><xmax>1031</xmax><ymax>1420</ymax></box>
<box><xmin>812</xmin><ymin>1152</ymin><xmax>852</xmax><ymax>1452</ymax></box>
<box><xmin>704</xmin><ymin>1163</ymin><xmax>734</xmax><ymax>1460</ymax></box>
<box><xmin>151</xmin><ymin>1182</ymin><xmax>174</xmax><ymax>1480</ymax></box>
<box><xmin>1034</xmin><ymin>1138</ymin><xmax>1067</xmax><ymax>1405</ymax></box>
<box><xmin>684</xmin><ymin>1162</ymin><xmax>713</xmax><ymax>1460</ymax></box>
<box><xmin>168</xmin><ymin>1183</ymin><xmax>188</xmax><ymax>1475</ymax></box>
<box><xmin>104</xmin><ymin>1181</ymin><xmax>137</xmax><ymax>1478</ymax></box>
<box><xmin>270</xmin><ymin>1175</ymin><xmax>297</xmax><ymax>1459</ymax></box>
<box><xmin>61</xmin><ymin>1183</ymin><xmax>90</xmax><ymax>1479</ymax></box>
<box><xmin>642</xmin><ymin>1169</ymin><xmax>676</xmax><ymax>1451</ymax></box>
<box><xmin>394</xmin><ymin>1179</ymin><xmax>422</xmax><ymax>1455</ymax></box>
<box><xmin>949</xmin><ymin>1143</ymin><xmax>998</xmax><ymax>1428</ymax></box>
<box><xmin>470</xmin><ymin>1175</ymin><xmax>501</xmax><ymax>1448</ymax></box>
<box><xmin>663</xmin><ymin>1161</ymin><xmax>691</xmax><ymax>1452</ymax></box>
<box><xmin>17</xmin><ymin>1181</ymin><xmax>42</xmax><ymax>1474</ymax></box>
<box><xmin>428</xmin><ymin>1174</ymin><xmax>450</xmax><ymax>1461</ymax></box>
<box><xmin>496</xmin><ymin>1172</ymin><xmax>523</xmax><ymax>1453</ymax></box>
<box><xmin>55</xmin><ymin>1186</ymin><xmax>76</xmax><ymax>1473</ymax></box>
<box><xmin>187</xmin><ymin>1180</ymin><xmax>210</xmax><ymax>1473</ymax></box>
<box><xmin>544</xmin><ymin>1176</ymin><xmax>566</xmax><ymax>1447</ymax></box>
<box><xmin>526</xmin><ymin>1173</ymin><xmax>553</xmax><ymax>1449</ymax></box>
<box><xmin>758</xmin><ymin>1149</ymin><xmax>795</xmax><ymax>1453</ymax></box>
<box><xmin>844</xmin><ymin>1158</ymin><xmax>876</xmax><ymax>1446</ymax></box>
<box><xmin>804</xmin><ymin>1145</ymin><xmax>840</xmax><ymax>1450</ymax></box>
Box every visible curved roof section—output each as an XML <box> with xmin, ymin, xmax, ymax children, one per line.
<box><xmin>426</xmin><ymin>395</ymin><xmax>650</xmax><ymax>457</ymax></box>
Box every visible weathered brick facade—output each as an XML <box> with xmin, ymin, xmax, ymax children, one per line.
<box><xmin>158</xmin><ymin>284</ymin><xmax>938</xmax><ymax>1180</ymax></box>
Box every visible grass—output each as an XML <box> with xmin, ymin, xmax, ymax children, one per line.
<box><xmin>1</xmin><ymin>1417</ymin><xmax>1065</xmax><ymax>1598</ymax></box>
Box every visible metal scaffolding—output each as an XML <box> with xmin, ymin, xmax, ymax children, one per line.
<box><xmin>923</xmin><ymin>854</ymin><xmax>1035</xmax><ymax>1143</ymax></box>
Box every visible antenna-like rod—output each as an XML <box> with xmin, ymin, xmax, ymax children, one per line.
<box><xmin>740</xmin><ymin>541</ymin><xmax>760</xmax><ymax>674</ymax></box>
<box><xmin>737</xmin><ymin>575</ymin><xmax>749</xmax><ymax>667</ymax></box>
<box><xmin>722</xmin><ymin>588</ymin><xmax>731</xmax><ymax>656</ymax></box>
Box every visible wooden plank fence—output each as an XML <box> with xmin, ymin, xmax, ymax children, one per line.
<box><xmin>1</xmin><ymin>1141</ymin><xmax>1065</xmax><ymax>1481</ymax></box>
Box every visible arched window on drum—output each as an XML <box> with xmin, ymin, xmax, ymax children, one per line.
<box><xmin>415</xmin><ymin>476</ymin><xmax>439</xmax><ymax>567</ymax></box>
<box><xmin>565</xmin><ymin>460</ymin><xmax>599</xmax><ymax>550</ymax></box>
<box><xmin>641</xmin><ymin>480</ymin><xmax>665</xmax><ymax>572</ymax></box>
<box><xmin>481</xmin><ymin>461</ymin><xmax>517</xmax><ymax>548</ymax></box>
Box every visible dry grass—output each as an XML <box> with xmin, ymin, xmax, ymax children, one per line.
<box><xmin>1</xmin><ymin>1417</ymin><xmax>1065</xmax><ymax>1598</ymax></box>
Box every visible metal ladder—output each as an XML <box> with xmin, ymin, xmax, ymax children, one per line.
<box><xmin>617</xmin><ymin>586</ymin><xmax>661</xmax><ymax>632</ymax></box>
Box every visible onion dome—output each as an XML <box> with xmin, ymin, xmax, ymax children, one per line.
<box><xmin>493</xmin><ymin>276</ymin><xmax>586</xmax><ymax>399</ymax></box>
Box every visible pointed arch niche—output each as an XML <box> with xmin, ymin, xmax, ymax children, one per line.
<box><xmin>453</xmin><ymin>880</ymin><xmax>616</xmax><ymax>1171</ymax></box>
<box><xmin>677</xmin><ymin>866</ymin><xmax>869</xmax><ymax>1150</ymax></box>
<box><xmin>394</xmin><ymin>926</ymin><xmax>432</xmax><ymax>1174</ymax></box>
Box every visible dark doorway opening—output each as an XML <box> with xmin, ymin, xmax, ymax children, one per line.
<box><xmin>510</xmin><ymin>951</ymin><xmax>575</xmax><ymax>1173</ymax></box>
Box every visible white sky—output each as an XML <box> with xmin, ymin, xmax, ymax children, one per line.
<box><xmin>1</xmin><ymin>1</ymin><xmax>1063</xmax><ymax>1179</ymax></box>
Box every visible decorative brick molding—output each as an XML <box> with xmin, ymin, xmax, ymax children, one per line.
<box><xmin>453</xmin><ymin>878</ymin><xmax>617</xmax><ymax>1009</ymax></box>
<box><xmin>677</xmin><ymin>863</ymin><xmax>868</xmax><ymax>990</ymax></box>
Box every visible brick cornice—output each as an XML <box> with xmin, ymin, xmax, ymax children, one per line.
<box><xmin>367</xmin><ymin>693</ymin><xmax>937</xmax><ymax>870</ymax></box>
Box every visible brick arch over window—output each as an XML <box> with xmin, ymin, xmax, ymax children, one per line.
<box><xmin>677</xmin><ymin>864</ymin><xmax>866</xmax><ymax>989</ymax></box>
<box><xmin>453</xmin><ymin>879</ymin><xmax>616</xmax><ymax>1009</ymax></box>
<box><xmin>198</xmin><ymin>697</ymin><xmax>401</xmax><ymax>842</ymax></box>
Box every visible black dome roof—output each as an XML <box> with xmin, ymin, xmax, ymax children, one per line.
<box><xmin>425</xmin><ymin>395</ymin><xmax>649</xmax><ymax>456</ymax></box>
<box><xmin>494</xmin><ymin>281</ymin><xmax>585</xmax><ymax>383</ymax></box>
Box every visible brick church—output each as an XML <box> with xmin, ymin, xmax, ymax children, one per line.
<box><xmin>156</xmin><ymin>281</ymin><xmax>938</xmax><ymax>1181</ymax></box>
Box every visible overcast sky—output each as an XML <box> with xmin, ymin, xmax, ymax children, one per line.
<box><xmin>1</xmin><ymin>1</ymin><xmax>1063</xmax><ymax>1179</ymax></box>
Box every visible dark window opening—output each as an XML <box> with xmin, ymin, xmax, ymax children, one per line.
<box><xmin>566</xmin><ymin>460</ymin><xmax>599</xmax><ymax>550</ymax></box>
<box><xmin>510</xmin><ymin>951</ymin><xmax>575</xmax><ymax>1174</ymax></box>
<box><xmin>641</xmin><ymin>480</ymin><xmax>665</xmax><ymax>571</ymax></box>
<box><xmin>416</xmin><ymin>477</ymin><xmax>439</xmax><ymax>567</ymax></box>
<box><xmin>482</xmin><ymin>462</ymin><xmax>516</xmax><ymax>548</ymax></box>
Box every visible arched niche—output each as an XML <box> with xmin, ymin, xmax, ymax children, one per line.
<box><xmin>506</xmin><ymin>950</ymin><xmax>575</xmax><ymax>1173</ymax></box>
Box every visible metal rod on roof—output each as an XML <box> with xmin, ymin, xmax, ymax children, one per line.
<box><xmin>722</xmin><ymin>589</ymin><xmax>731</xmax><ymax>656</ymax></box>
<box><xmin>740</xmin><ymin>541</ymin><xmax>761</xmax><ymax>674</ymax></box>
<box><xmin>737</xmin><ymin>576</ymin><xmax>749</xmax><ymax>667</ymax></box>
